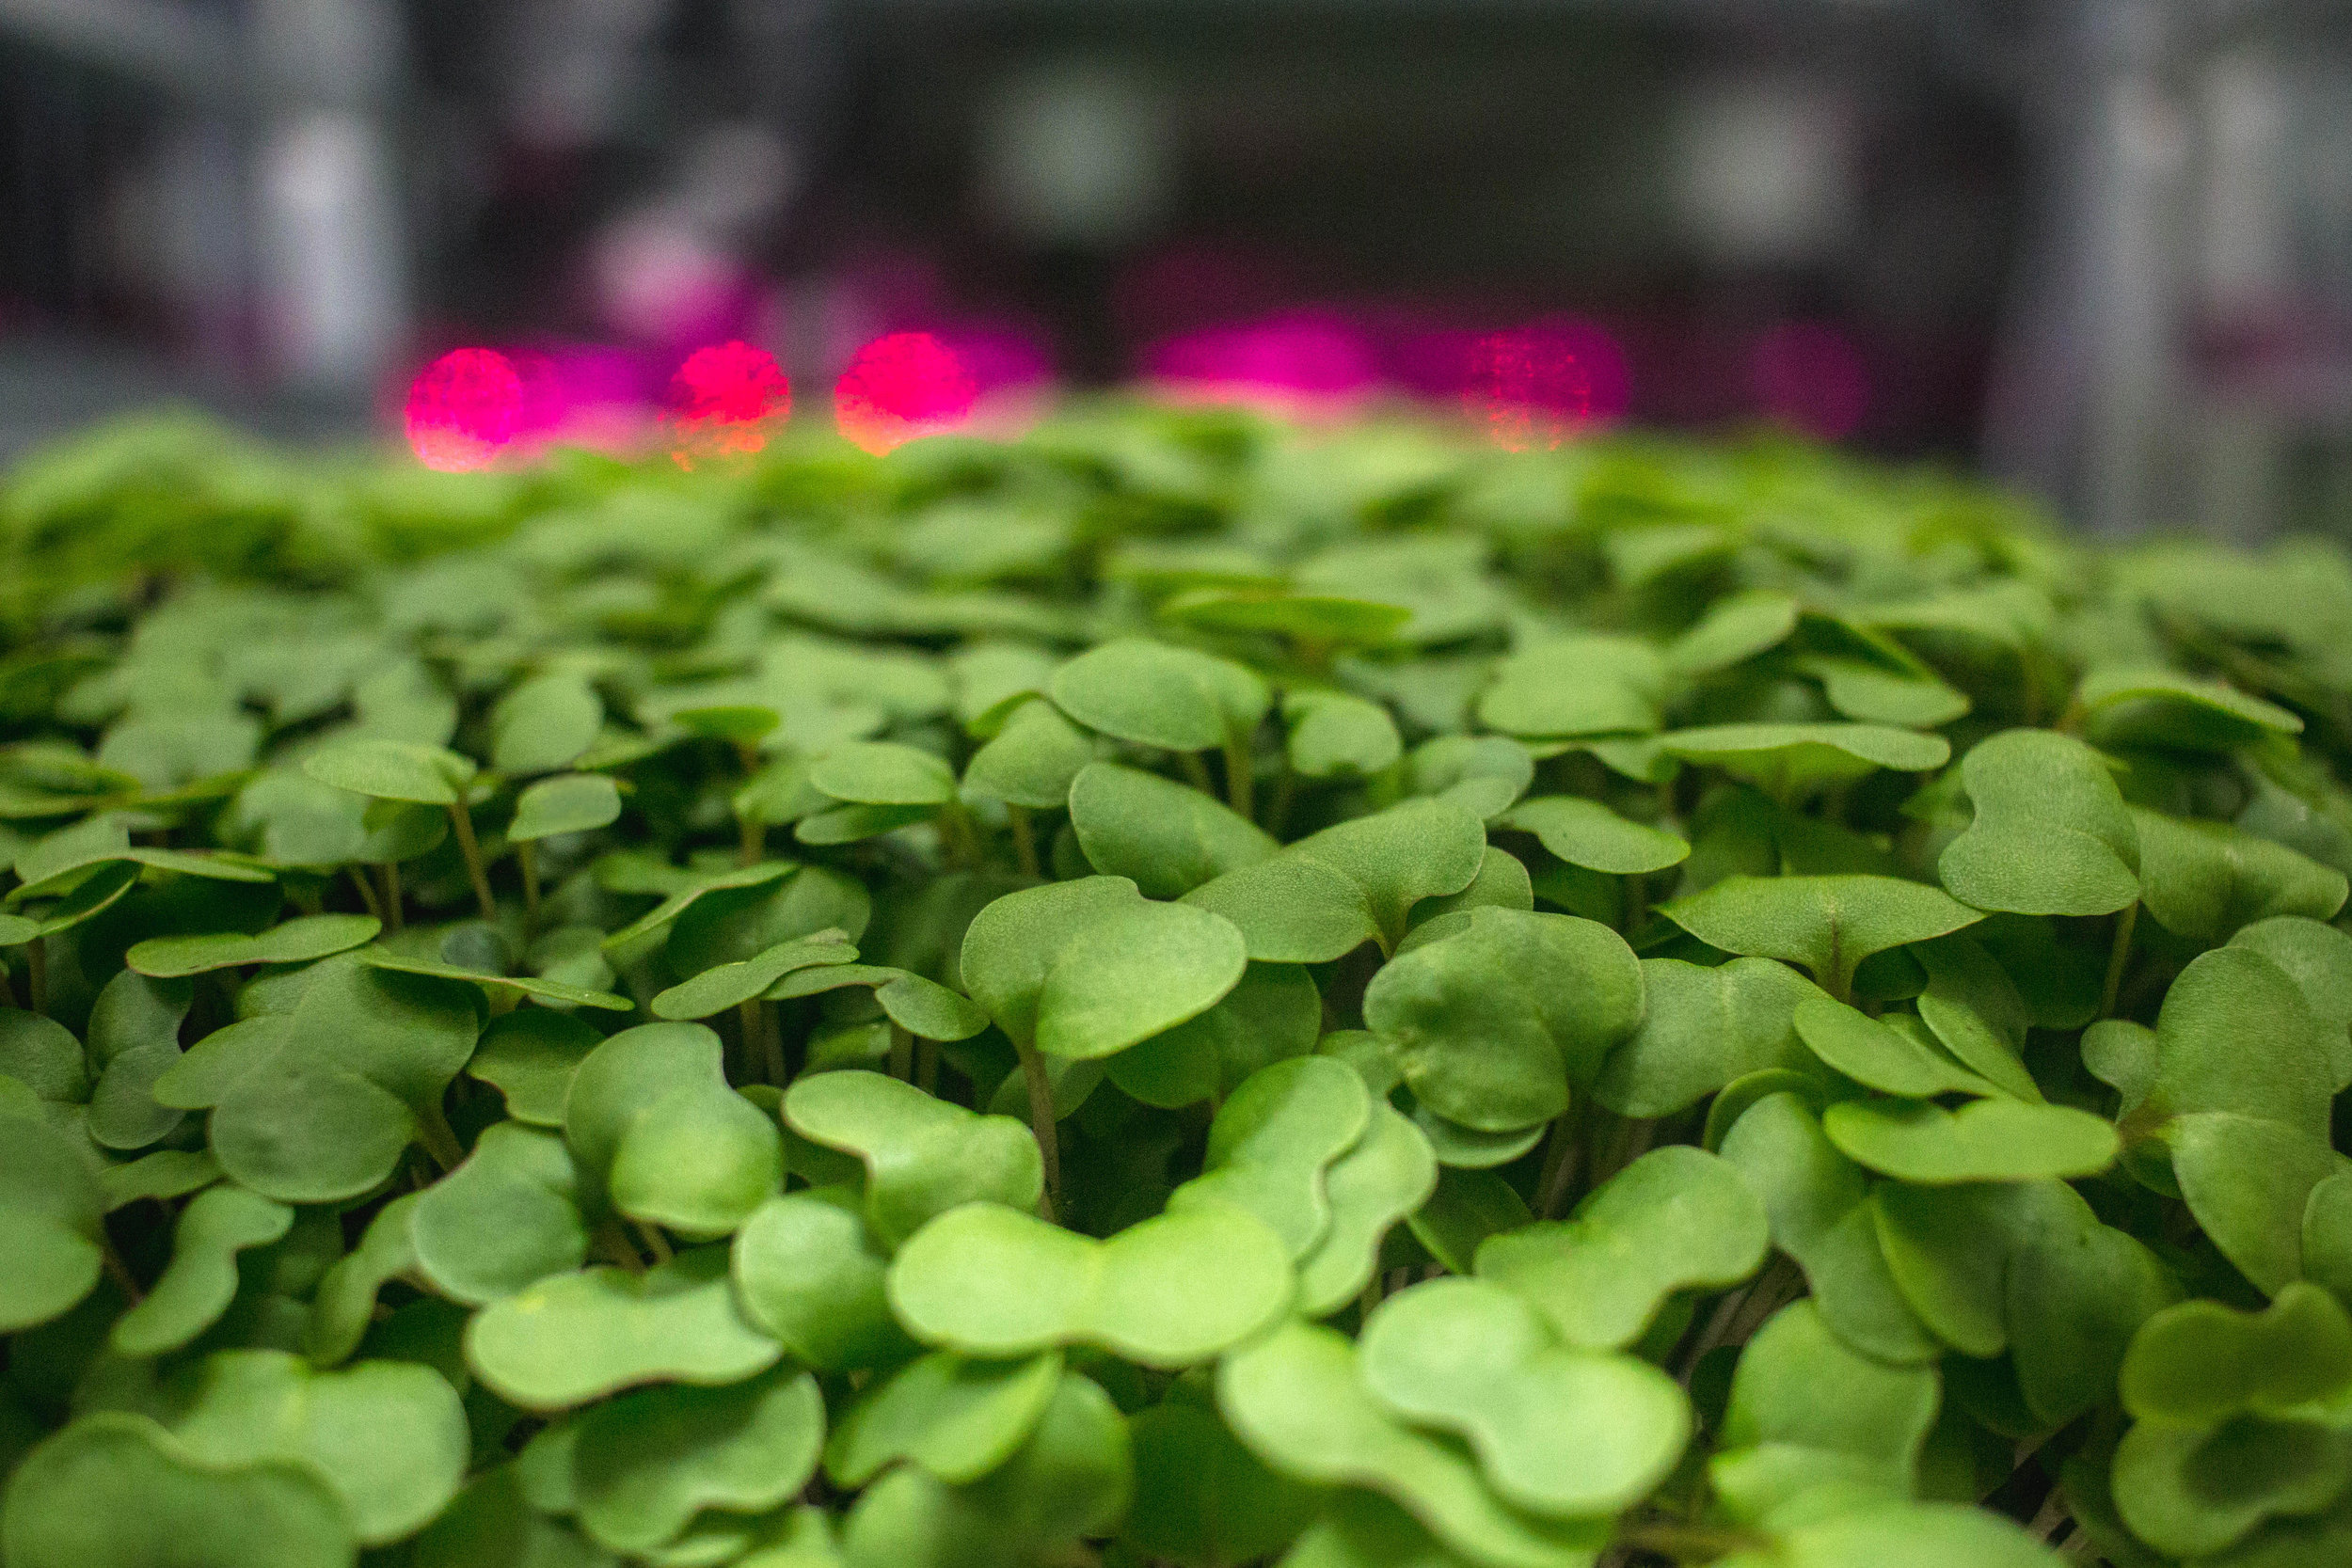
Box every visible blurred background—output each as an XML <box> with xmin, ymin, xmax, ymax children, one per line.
<box><xmin>3</xmin><ymin>0</ymin><xmax>2350</xmax><ymax>536</ymax></box>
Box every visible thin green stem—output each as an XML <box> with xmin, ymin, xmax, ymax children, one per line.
<box><xmin>518</xmin><ymin>840</ymin><xmax>541</xmax><ymax>939</ymax></box>
<box><xmin>916</xmin><ymin>1037</ymin><xmax>940</xmax><ymax>1097</ymax></box>
<box><xmin>592</xmin><ymin>1218</ymin><xmax>645</xmax><ymax>1273</ymax></box>
<box><xmin>100</xmin><ymin>1236</ymin><xmax>144</xmax><ymax>1304</ymax></box>
<box><xmin>1222</xmin><ymin>734</ymin><xmax>1254</xmax><ymax>819</ymax></box>
<box><xmin>446</xmin><ymin>801</ymin><xmax>497</xmax><ymax>923</ymax></box>
<box><xmin>1267</xmin><ymin>764</ymin><xmax>1297</xmax><ymax>838</ymax></box>
<box><xmin>2099</xmin><ymin>901</ymin><xmax>2139</xmax><ymax>1020</ymax></box>
<box><xmin>1015</xmin><ymin>1037</ymin><xmax>1061</xmax><ymax>1221</ymax></box>
<box><xmin>378</xmin><ymin>863</ymin><xmax>404</xmax><ymax>933</ymax></box>
<box><xmin>888</xmin><ymin>1023</ymin><xmax>914</xmax><ymax>1083</ymax></box>
<box><xmin>1181</xmin><ymin>750</ymin><xmax>1216</xmax><ymax>796</ymax></box>
<box><xmin>414</xmin><ymin>1100</ymin><xmax>466</xmax><ymax>1172</ymax></box>
<box><xmin>1534</xmin><ymin>1110</ymin><xmax>1580</xmax><ymax>1219</ymax></box>
<box><xmin>25</xmin><ymin>938</ymin><xmax>47</xmax><ymax>1015</ymax></box>
<box><xmin>347</xmin><ymin>864</ymin><xmax>382</xmax><ymax>922</ymax></box>
<box><xmin>1008</xmin><ymin>804</ymin><xmax>1041</xmax><ymax>879</ymax></box>
<box><xmin>632</xmin><ymin>1220</ymin><xmax>674</xmax><ymax>1265</ymax></box>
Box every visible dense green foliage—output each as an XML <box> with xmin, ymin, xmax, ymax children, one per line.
<box><xmin>2</xmin><ymin>404</ymin><xmax>2351</xmax><ymax>1568</ymax></box>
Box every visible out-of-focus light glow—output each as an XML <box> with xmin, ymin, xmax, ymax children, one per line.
<box><xmin>834</xmin><ymin>332</ymin><xmax>977</xmax><ymax>454</ymax></box>
<box><xmin>666</xmin><ymin>341</ymin><xmax>791</xmax><ymax>467</ymax></box>
<box><xmin>1753</xmin><ymin>322</ymin><xmax>1870</xmax><ymax>441</ymax></box>
<box><xmin>1463</xmin><ymin>328</ymin><xmax>1594</xmax><ymax>451</ymax></box>
<box><xmin>1145</xmin><ymin>311</ymin><xmax>1379</xmax><ymax>416</ymax></box>
<box><xmin>405</xmin><ymin>348</ymin><xmax>522</xmax><ymax>470</ymax></box>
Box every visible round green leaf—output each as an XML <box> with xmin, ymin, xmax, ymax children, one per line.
<box><xmin>1120</xmin><ymin>1398</ymin><xmax>1322</xmax><ymax>1568</ymax></box>
<box><xmin>128</xmin><ymin>914</ymin><xmax>382</xmax><ymax>977</ymax></box>
<box><xmin>1659</xmin><ymin>723</ymin><xmax>1950</xmax><ymax>800</ymax></box>
<box><xmin>1359</xmin><ymin>1276</ymin><xmax>1691</xmax><ymax>1518</ymax></box>
<box><xmin>493</xmin><ymin>673</ymin><xmax>603</xmax><ymax>776</ymax></box>
<box><xmin>564</xmin><ymin>1022</ymin><xmax>782</xmax><ymax>1236</ymax></box>
<box><xmin>1034</xmin><ymin>898</ymin><xmax>1248</xmax><ymax>1061</ymax></box>
<box><xmin>1168</xmin><ymin>1056</ymin><xmax>1373</xmax><ymax>1256</ymax></box>
<box><xmin>732</xmin><ymin>1187</ymin><xmax>916</xmax><ymax>1372</ymax></box>
<box><xmin>1502</xmin><ymin>796</ymin><xmax>1689</xmax><ymax>876</ymax></box>
<box><xmin>887</xmin><ymin>1202</ymin><xmax>1293</xmax><ymax>1369</ymax></box>
<box><xmin>467</xmin><ymin>1007</ymin><xmax>604</xmax><ymax>1126</ymax></box>
<box><xmin>464</xmin><ymin>1247</ymin><xmax>783</xmax><ymax>1410</ymax></box>
<box><xmin>1822</xmin><ymin>1098</ymin><xmax>2119</xmax><ymax>1184</ymax></box>
<box><xmin>1595</xmin><ymin>956</ymin><xmax>1828</xmax><ymax>1117</ymax></box>
<box><xmin>1792</xmin><ymin>997</ymin><xmax>2002</xmax><ymax>1100</ymax></box>
<box><xmin>1</xmin><ymin>1414</ymin><xmax>355</xmax><ymax>1568</ymax></box>
<box><xmin>1049</xmin><ymin>639</ymin><xmax>1269</xmax><ymax>753</ymax></box>
<box><xmin>1938</xmin><ymin>729</ymin><xmax>2139</xmax><ymax>916</ymax></box>
<box><xmin>1363</xmin><ymin>908</ymin><xmax>1644</xmax><ymax>1133</ymax></box>
<box><xmin>509</xmin><ymin>773</ymin><xmax>623</xmax><ymax>842</ymax></box>
<box><xmin>961</xmin><ymin>697</ymin><xmax>1097</xmax><ymax>809</ymax></box>
<box><xmin>1068</xmin><ymin>762</ymin><xmax>1277</xmax><ymax>898</ymax></box>
<box><xmin>409</xmin><ymin>1121</ymin><xmax>589</xmax><ymax>1304</ymax></box>
<box><xmin>1478</xmin><ymin>636</ymin><xmax>1665</xmax><ymax>739</ymax></box>
<box><xmin>1476</xmin><ymin>1145</ymin><xmax>1769</xmax><ymax>1351</ymax></box>
<box><xmin>811</xmin><ymin>742</ymin><xmax>958</xmax><ymax>807</ymax></box>
<box><xmin>111</xmin><ymin>1184</ymin><xmax>292</xmax><ymax>1357</ymax></box>
<box><xmin>571</xmin><ymin>1368</ymin><xmax>825</xmax><ymax>1555</ymax></box>
<box><xmin>1658</xmin><ymin>874</ymin><xmax>1983</xmax><ymax>1001</ymax></box>
<box><xmin>300</xmin><ymin>739</ymin><xmax>474</xmax><ymax>806</ymax></box>
<box><xmin>783</xmin><ymin>1069</ymin><xmax>1042</xmax><ymax>1246</ymax></box>
<box><xmin>824</xmin><ymin>1350</ymin><xmax>1062</xmax><ymax>1488</ymax></box>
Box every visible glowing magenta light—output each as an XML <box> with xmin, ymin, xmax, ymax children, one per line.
<box><xmin>1753</xmin><ymin>322</ymin><xmax>1870</xmax><ymax>441</ymax></box>
<box><xmin>666</xmin><ymin>341</ymin><xmax>791</xmax><ymax>467</ymax></box>
<box><xmin>1145</xmin><ymin>311</ymin><xmax>1379</xmax><ymax>414</ymax></box>
<box><xmin>834</xmin><ymin>333</ymin><xmax>977</xmax><ymax>455</ymax></box>
<box><xmin>1463</xmin><ymin>328</ymin><xmax>1594</xmax><ymax>451</ymax></box>
<box><xmin>405</xmin><ymin>348</ymin><xmax>522</xmax><ymax>471</ymax></box>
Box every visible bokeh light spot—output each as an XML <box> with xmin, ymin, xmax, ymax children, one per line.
<box><xmin>1753</xmin><ymin>322</ymin><xmax>1870</xmax><ymax>441</ymax></box>
<box><xmin>405</xmin><ymin>348</ymin><xmax>522</xmax><ymax>471</ymax></box>
<box><xmin>1145</xmin><ymin>310</ymin><xmax>1379</xmax><ymax>415</ymax></box>
<box><xmin>834</xmin><ymin>332</ymin><xmax>977</xmax><ymax>454</ymax></box>
<box><xmin>1464</xmin><ymin>328</ymin><xmax>1594</xmax><ymax>451</ymax></box>
<box><xmin>666</xmin><ymin>341</ymin><xmax>791</xmax><ymax>467</ymax></box>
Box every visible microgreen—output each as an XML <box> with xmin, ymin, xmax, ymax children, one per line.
<box><xmin>2</xmin><ymin>404</ymin><xmax>2346</xmax><ymax>1566</ymax></box>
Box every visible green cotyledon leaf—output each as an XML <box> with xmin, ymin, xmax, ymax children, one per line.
<box><xmin>1657</xmin><ymin>874</ymin><xmax>1982</xmax><ymax>1003</ymax></box>
<box><xmin>1357</xmin><ymin>1277</ymin><xmax>1691</xmax><ymax>1518</ymax></box>
<box><xmin>0</xmin><ymin>1413</ymin><xmax>356</xmax><ymax>1568</ymax></box>
<box><xmin>1216</xmin><ymin>1320</ymin><xmax>1604</xmax><ymax>1568</ymax></box>
<box><xmin>1476</xmin><ymin>1145</ymin><xmax>1769</xmax><ymax>1351</ymax></box>
<box><xmin>1167</xmin><ymin>1055</ymin><xmax>1372</xmax><ymax>1256</ymax></box>
<box><xmin>1937</xmin><ymin>729</ymin><xmax>2139</xmax><ymax>916</ymax></box>
<box><xmin>1364</xmin><ymin>907</ymin><xmax>1644</xmax><ymax>1134</ymax></box>
<box><xmin>564</xmin><ymin>1022</ymin><xmax>782</xmax><ymax>1237</ymax></box>
<box><xmin>886</xmin><ymin>1201</ymin><xmax>1293</xmax><ymax>1369</ymax></box>
<box><xmin>783</xmin><ymin>1070</ymin><xmax>1041</xmax><ymax>1246</ymax></box>
<box><xmin>464</xmin><ymin>1246</ymin><xmax>783</xmax><ymax>1410</ymax></box>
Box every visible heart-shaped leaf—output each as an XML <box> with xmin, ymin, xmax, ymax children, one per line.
<box><xmin>1031</xmin><ymin>898</ymin><xmax>1248</xmax><ymax>1062</ymax></box>
<box><xmin>1068</xmin><ymin>762</ymin><xmax>1277</xmax><ymax>898</ymax></box>
<box><xmin>732</xmin><ymin>1186</ymin><xmax>915</xmax><ymax>1372</ymax></box>
<box><xmin>0</xmin><ymin>1414</ymin><xmax>354</xmax><ymax>1568</ymax></box>
<box><xmin>1938</xmin><ymin>730</ymin><xmax>2139</xmax><ymax>915</ymax></box>
<box><xmin>568</xmin><ymin>1367</ymin><xmax>825</xmax><ymax>1555</ymax></box>
<box><xmin>1285</xmin><ymin>689</ymin><xmax>1404</xmax><ymax>779</ymax></box>
<box><xmin>1501</xmin><ymin>796</ymin><xmax>1689</xmax><ymax>876</ymax></box>
<box><xmin>1793</xmin><ymin>998</ymin><xmax>2002</xmax><ymax>1100</ymax></box>
<box><xmin>825</xmin><ymin>1350</ymin><xmax>1063</xmax><ymax>1487</ymax></box>
<box><xmin>1050</xmin><ymin>640</ymin><xmax>1269</xmax><ymax>753</ymax></box>
<box><xmin>1821</xmin><ymin>1098</ymin><xmax>2119</xmax><ymax>1184</ymax></box>
<box><xmin>565</xmin><ymin>1022</ymin><xmax>782</xmax><ymax>1236</ymax></box>
<box><xmin>2231</xmin><ymin>916</ymin><xmax>2352</xmax><ymax>1090</ymax></box>
<box><xmin>110</xmin><ymin>1184</ymin><xmax>292</xmax><ymax>1357</ymax></box>
<box><xmin>2133</xmin><ymin>808</ymin><xmax>2347</xmax><ymax>945</ymax></box>
<box><xmin>887</xmin><ymin>1202</ymin><xmax>1292</xmax><ymax>1368</ymax></box>
<box><xmin>1168</xmin><ymin>1056</ymin><xmax>1372</xmax><ymax>1256</ymax></box>
<box><xmin>301</xmin><ymin>739</ymin><xmax>474</xmax><ymax>806</ymax></box>
<box><xmin>1358</xmin><ymin>1277</ymin><xmax>1690</xmax><ymax>1517</ymax></box>
<box><xmin>1107</xmin><ymin>961</ymin><xmax>1321</xmax><ymax>1109</ymax></box>
<box><xmin>408</xmin><ymin>1121</ymin><xmax>589</xmax><ymax>1304</ymax></box>
<box><xmin>491</xmin><ymin>672</ymin><xmax>603</xmax><ymax>776</ymax></box>
<box><xmin>464</xmin><ymin>1246</ymin><xmax>783</xmax><ymax>1410</ymax></box>
<box><xmin>649</xmin><ymin>933</ymin><xmax>860</xmax><ymax>1019</ymax></box>
<box><xmin>466</xmin><ymin>1006</ymin><xmax>602</xmax><ymax>1126</ymax></box>
<box><xmin>1659</xmin><ymin>724</ymin><xmax>1949</xmax><ymax>800</ymax></box>
<box><xmin>1402</xmin><ymin>735</ymin><xmax>1535</xmax><ymax>820</ymax></box>
<box><xmin>1718</xmin><ymin>1092</ymin><xmax>1939</xmax><ymax>1364</ymax></box>
<box><xmin>1216</xmin><ymin>1321</ymin><xmax>1603</xmax><ymax>1567</ymax></box>
<box><xmin>961</xmin><ymin>696</ymin><xmax>1097</xmax><ymax>811</ymax></box>
<box><xmin>1595</xmin><ymin>957</ymin><xmax>1826</xmax><ymax>1117</ymax></box>
<box><xmin>507</xmin><ymin>773</ymin><xmax>622</xmax><ymax>842</ymax></box>
<box><xmin>1709</xmin><ymin>1298</ymin><xmax>1939</xmax><ymax>1521</ymax></box>
<box><xmin>784</xmin><ymin>1070</ymin><xmax>1042</xmax><ymax>1245</ymax></box>
<box><xmin>1475</xmin><ymin>1145</ymin><xmax>1769</xmax><ymax>1350</ymax></box>
<box><xmin>128</xmin><ymin>914</ymin><xmax>381</xmax><ymax>977</ymax></box>
<box><xmin>1658</xmin><ymin>874</ymin><xmax>1982</xmax><ymax>1002</ymax></box>
<box><xmin>166</xmin><ymin>1348</ymin><xmax>469</xmax><ymax>1544</ymax></box>
<box><xmin>1364</xmin><ymin>908</ymin><xmax>1645</xmax><ymax>1133</ymax></box>
<box><xmin>360</xmin><ymin>947</ymin><xmax>632</xmax><ymax>1011</ymax></box>
<box><xmin>2077</xmin><ymin>665</ymin><xmax>2302</xmax><ymax>752</ymax></box>
<box><xmin>1478</xmin><ymin>636</ymin><xmax>1666</xmax><ymax>739</ymax></box>
<box><xmin>1295</xmin><ymin>1103</ymin><xmax>1439</xmax><ymax>1318</ymax></box>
